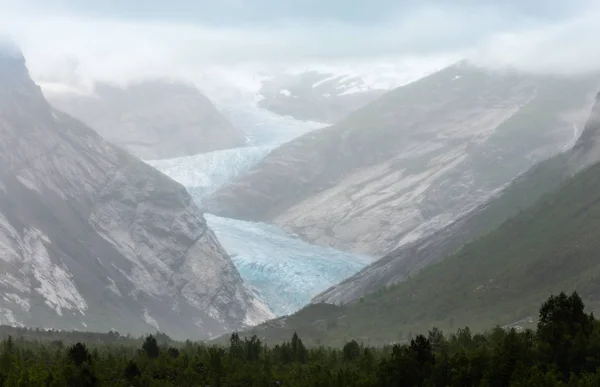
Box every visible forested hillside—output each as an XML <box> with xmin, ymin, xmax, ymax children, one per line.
<box><xmin>1</xmin><ymin>293</ymin><xmax>599</xmax><ymax>386</ymax></box>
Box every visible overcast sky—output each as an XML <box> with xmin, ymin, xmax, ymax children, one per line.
<box><xmin>1</xmin><ymin>0</ymin><xmax>599</xmax><ymax>90</ymax></box>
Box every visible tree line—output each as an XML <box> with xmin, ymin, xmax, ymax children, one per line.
<box><xmin>0</xmin><ymin>292</ymin><xmax>599</xmax><ymax>386</ymax></box>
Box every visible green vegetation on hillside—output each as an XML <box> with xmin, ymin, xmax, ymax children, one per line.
<box><xmin>241</xmin><ymin>155</ymin><xmax>600</xmax><ymax>347</ymax></box>
<box><xmin>2</xmin><ymin>293</ymin><xmax>600</xmax><ymax>386</ymax></box>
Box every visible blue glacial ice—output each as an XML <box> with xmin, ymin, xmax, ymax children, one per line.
<box><xmin>149</xmin><ymin>106</ymin><xmax>372</xmax><ymax>316</ymax></box>
<box><xmin>147</xmin><ymin>104</ymin><xmax>325</xmax><ymax>203</ymax></box>
<box><xmin>205</xmin><ymin>214</ymin><xmax>372</xmax><ymax>316</ymax></box>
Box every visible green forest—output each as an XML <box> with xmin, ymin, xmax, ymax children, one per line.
<box><xmin>1</xmin><ymin>292</ymin><xmax>600</xmax><ymax>386</ymax></box>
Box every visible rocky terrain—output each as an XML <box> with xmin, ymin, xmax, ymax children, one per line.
<box><xmin>205</xmin><ymin>62</ymin><xmax>600</xmax><ymax>256</ymax></box>
<box><xmin>257</xmin><ymin>70</ymin><xmax>385</xmax><ymax>124</ymax></box>
<box><xmin>314</xmin><ymin>91</ymin><xmax>600</xmax><ymax>306</ymax></box>
<box><xmin>45</xmin><ymin>80</ymin><xmax>247</xmax><ymax>160</ymax></box>
<box><xmin>222</xmin><ymin>93</ymin><xmax>600</xmax><ymax>346</ymax></box>
<box><xmin>0</xmin><ymin>44</ymin><xmax>272</xmax><ymax>340</ymax></box>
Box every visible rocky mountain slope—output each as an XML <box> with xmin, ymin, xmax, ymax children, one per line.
<box><xmin>230</xmin><ymin>93</ymin><xmax>600</xmax><ymax>347</ymax></box>
<box><xmin>314</xmin><ymin>91</ymin><xmax>600</xmax><ymax>306</ymax></box>
<box><xmin>205</xmin><ymin>63</ymin><xmax>599</xmax><ymax>255</ymax></box>
<box><xmin>257</xmin><ymin>71</ymin><xmax>385</xmax><ymax>124</ymax></box>
<box><xmin>0</xmin><ymin>45</ymin><xmax>272</xmax><ymax>339</ymax></box>
<box><xmin>45</xmin><ymin>80</ymin><xmax>246</xmax><ymax>160</ymax></box>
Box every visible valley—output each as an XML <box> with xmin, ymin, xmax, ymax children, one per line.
<box><xmin>204</xmin><ymin>63</ymin><xmax>599</xmax><ymax>257</ymax></box>
<box><xmin>3</xmin><ymin>1</ymin><xmax>600</xmax><ymax>385</ymax></box>
<box><xmin>147</xmin><ymin>105</ymin><xmax>374</xmax><ymax>317</ymax></box>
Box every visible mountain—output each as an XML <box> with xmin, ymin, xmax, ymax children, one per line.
<box><xmin>257</xmin><ymin>71</ymin><xmax>385</xmax><ymax>124</ymax></box>
<box><xmin>205</xmin><ymin>63</ymin><xmax>599</xmax><ymax>256</ymax></box>
<box><xmin>315</xmin><ymin>93</ymin><xmax>600</xmax><ymax>306</ymax></box>
<box><xmin>313</xmin><ymin>152</ymin><xmax>573</xmax><ymax>305</ymax></box>
<box><xmin>224</xmin><ymin>92</ymin><xmax>600</xmax><ymax>347</ymax></box>
<box><xmin>0</xmin><ymin>46</ymin><xmax>272</xmax><ymax>339</ymax></box>
<box><xmin>44</xmin><ymin>80</ymin><xmax>247</xmax><ymax>160</ymax></box>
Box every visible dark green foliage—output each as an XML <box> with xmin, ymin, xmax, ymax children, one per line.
<box><xmin>0</xmin><ymin>293</ymin><xmax>595</xmax><ymax>386</ymax></box>
<box><xmin>124</xmin><ymin>360</ymin><xmax>141</xmax><ymax>381</ymax></box>
<box><xmin>68</xmin><ymin>343</ymin><xmax>91</xmax><ymax>366</ymax></box>
<box><xmin>251</xmin><ymin>157</ymin><xmax>600</xmax><ymax>347</ymax></box>
<box><xmin>142</xmin><ymin>335</ymin><xmax>160</xmax><ymax>359</ymax></box>
<box><xmin>537</xmin><ymin>291</ymin><xmax>595</xmax><ymax>376</ymax></box>
<box><xmin>343</xmin><ymin>340</ymin><xmax>360</xmax><ymax>362</ymax></box>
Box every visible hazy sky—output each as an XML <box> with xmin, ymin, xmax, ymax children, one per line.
<box><xmin>1</xmin><ymin>0</ymin><xmax>599</xmax><ymax>90</ymax></box>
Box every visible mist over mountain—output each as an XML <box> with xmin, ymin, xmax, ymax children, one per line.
<box><xmin>205</xmin><ymin>63</ymin><xmax>599</xmax><ymax>256</ymax></box>
<box><xmin>257</xmin><ymin>71</ymin><xmax>386</xmax><ymax>124</ymax></box>
<box><xmin>224</xmin><ymin>94</ymin><xmax>600</xmax><ymax>346</ymax></box>
<box><xmin>0</xmin><ymin>47</ymin><xmax>272</xmax><ymax>339</ymax></box>
<box><xmin>45</xmin><ymin>80</ymin><xmax>246</xmax><ymax>160</ymax></box>
<box><xmin>1</xmin><ymin>0</ymin><xmax>600</xmax><ymax>359</ymax></box>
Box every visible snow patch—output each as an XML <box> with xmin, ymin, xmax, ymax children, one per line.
<box><xmin>143</xmin><ymin>309</ymin><xmax>160</xmax><ymax>331</ymax></box>
<box><xmin>0</xmin><ymin>308</ymin><xmax>21</xmax><ymax>326</ymax></box>
<box><xmin>16</xmin><ymin>173</ymin><xmax>40</xmax><ymax>194</ymax></box>
<box><xmin>4</xmin><ymin>293</ymin><xmax>30</xmax><ymax>311</ymax></box>
<box><xmin>106</xmin><ymin>277</ymin><xmax>122</xmax><ymax>297</ymax></box>
<box><xmin>0</xmin><ymin>274</ymin><xmax>29</xmax><ymax>294</ymax></box>
<box><xmin>0</xmin><ymin>214</ymin><xmax>21</xmax><ymax>263</ymax></box>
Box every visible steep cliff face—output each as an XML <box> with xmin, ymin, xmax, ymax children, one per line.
<box><xmin>570</xmin><ymin>91</ymin><xmax>600</xmax><ymax>170</ymax></box>
<box><xmin>206</xmin><ymin>63</ymin><xmax>599</xmax><ymax>256</ymax></box>
<box><xmin>0</xmin><ymin>47</ymin><xmax>272</xmax><ymax>339</ymax></box>
<box><xmin>45</xmin><ymin>80</ymin><xmax>247</xmax><ymax>160</ymax></box>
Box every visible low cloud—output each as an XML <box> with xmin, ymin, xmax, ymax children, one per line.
<box><xmin>0</xmin><ymin>0</ymin><xmax>598</xmax><ymax>92</ymax></box>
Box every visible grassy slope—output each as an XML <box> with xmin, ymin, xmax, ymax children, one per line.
<box><xmin>239</xmin><ymin>156</ymin><xmax>600</xmax><ymax>347</ymax></box>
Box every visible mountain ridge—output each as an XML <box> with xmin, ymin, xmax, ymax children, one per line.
<box><xmin>0</xmin><ymin>48</ymin><xmax>273</xmax><ymax>339</ymax></box>
<box><xmin>225</xmin><ymin>90</ymin><xmax>600</xmax><ymax>347</ymax></box>
<box><xmin>205</xmin><ymin>63</ymin><xmax>599</xmax><ymax>256</ymax></box>
<box><xmin>45</xmin><ymin>80</ymin><xmax>247</xmax><ymax>160</ymax></box>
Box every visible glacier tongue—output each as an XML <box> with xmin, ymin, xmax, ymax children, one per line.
<box><xmin>147</xmin><ymin>145</ymin><xmax>275</xmax><ymax>202</ymax></box>
<box><xmin>205</xmin><ymin>214</ymin><xmax>371</xmax><ymax>316</ymax></box>
<box><xmin>147</xmin><ymin>105</ymin><xmax>327</xmax><ymax>204</ymax></box>
<box><xmin>149</xmin><ymin>109</ymin><xmax>371</xmax><ymax>317</ymax></box>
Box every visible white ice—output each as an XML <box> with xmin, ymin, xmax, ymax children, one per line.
<box><xmin>149</xmin><ymin>104</ymin><xmax>372</xmax><ymax>317</ymax></box>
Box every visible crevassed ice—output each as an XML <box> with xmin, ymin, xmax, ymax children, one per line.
<box><xmin>148</xmin><ymin>145</ymin><xmax>274</xmax><ymax>202</ymax></box>
<box><xmin>205</xmin><ymin>214</ymin><xmax>371</xmax><ymax>316</ymax></box>
<box><xmin>149</xmin><ymin>105</ymin><xmax>370</xmax><ymax>317</ymax></box>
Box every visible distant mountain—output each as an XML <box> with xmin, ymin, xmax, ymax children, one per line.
<box><xmin>0</xmin><ymin>46</ymin><xmax>272</xmax><ymax>339</ymax></box>
<box><xmin>257</xmin><ymin>71</ymin><xmax>386</xmax><ymax>124</ymax></box>
<box><xmin>230</xmin><ymin>93</ymin><xmax>600</xmax><ymax>347</ymax></box>
<box><xmin>205</xmin><ymin>63</ymin><xmax>599</xmax><ymax>256</ymax></box>
<box><xmin>45</xmin><ymin>80</ymin><xmax>247</xmax><ymax>160</ymax></box>
<box><xmin>314</xmin><ymin>91</ymin><xmax>600</xmax><ymax>306</ymax></box>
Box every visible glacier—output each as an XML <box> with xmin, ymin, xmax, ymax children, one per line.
<box><xmin>205</xmin><ymin>214</ymin><xmax>371</xmax><ymax>316</ymax></box>
<box><xmin>149</xmin><ymin>105</ymin><xmax>373</xmax><ymax>317</ymax></box>
<box><xmin>147</xmin><ymin>99</ymin><xmax>326</xmax><ymax>203</ymax></box>
<box><xmin>147</xmin><ymin>145</ymin><xmax>275</xmax><ymax>203</ymax></box>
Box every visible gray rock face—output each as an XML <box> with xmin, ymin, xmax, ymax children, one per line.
<box><xmin>45</xmin><ymin>80</ymin><xmax>247</xmax><ymax>160</ymax></box>
<box><xmin>257</xmin><ymin>71</ymin><xmax>385</xmax><ymax>124</ymax></box>
<box><xmin>570</xmin><ymin>91</ymin><xmax>600</xmax><ymax>170</ymax></box>
<box><xmin>205</xmin><ymin>63</ymin><xmax>599</xmax><ymax>256</ymax></box>
<box><xmin>314</xmin><ymin>92</ymin><xmax>600</xmax><ymax>306</ymax></box>
<box><xmin>0</xmin><ymin>50</ymin><xmax>272</xmax><ymax>339</ymax></box>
